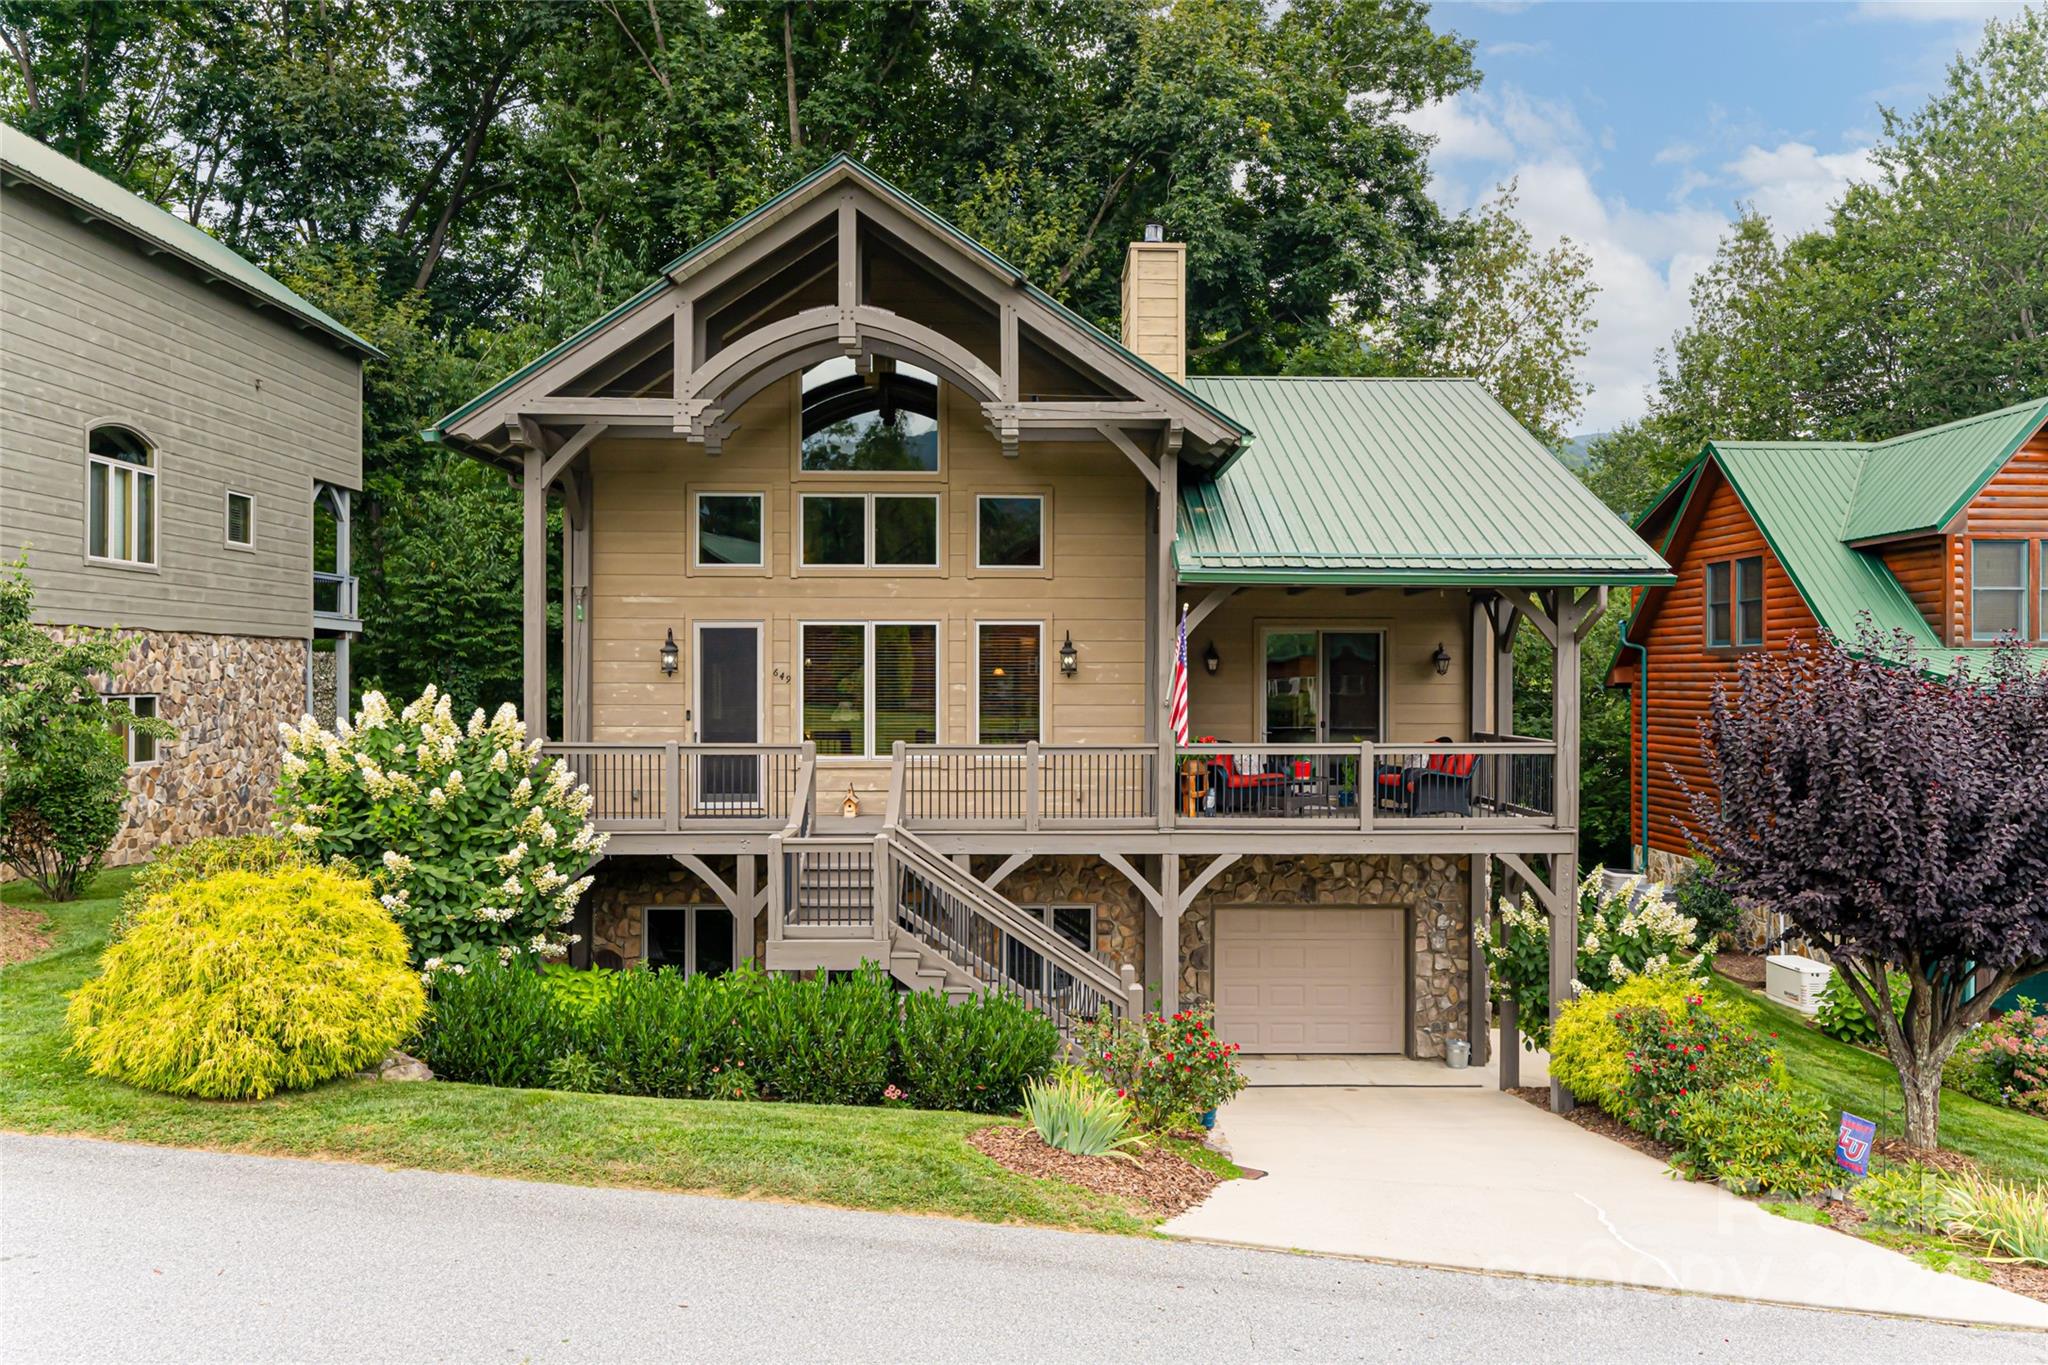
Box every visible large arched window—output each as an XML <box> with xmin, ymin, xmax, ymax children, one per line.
<box><xmin>799</xmin><ymin>357</ymin><xmax>939</xmax><ymax>472</ymax></box>
<box><xmin>87</xmin><ymin>425</ymin><xmax>156</xmax><ymax>565</ymax></box>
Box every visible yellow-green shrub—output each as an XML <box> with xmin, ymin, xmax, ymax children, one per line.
<box><xmin>68</xmin><ymin>866</ymin><xmax>424</xmax><ymax>1099</ymax></box>
<box><xmin>114</xmin><ymin>834</ymin><xmax>313</xmax><ymax>939</ymax></box>
<box><xmin>1549</xmin><ymin>972</ymin><xmax>1705</xmax><ymax>1110</ymax></box>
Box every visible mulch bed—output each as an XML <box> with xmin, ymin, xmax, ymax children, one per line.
<box><xmin>969</xmin><ymin>1125</ymin><xmax>1222</xmax><ymax>1218</ymax></box>
<box><xmin>1506</xmin><ymin>1086</ymin><xmax>1679</xmax><ymax>1164</ymax></box>
<box><xmin>1712</xmin><ymin>952</ymin><xmax>1767</xmax><ymax>988</ymax></box>
<box><xmin>1874</xmin><ymin>1138</ymin><xmax>1979</xmax><ymax>1176</ymax></box>
<box><xmin>0</xmin><ymin>899</ymin><xmax>53</xmax><ymax>967</ymax></box>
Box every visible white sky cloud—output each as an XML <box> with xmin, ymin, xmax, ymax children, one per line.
<box><xmin>1399</xmin><ymin>88</ymin><xmax>1876</xmax><ymax>433</ymax></box>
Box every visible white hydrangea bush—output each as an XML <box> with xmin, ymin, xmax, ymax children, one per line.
<box><xmin>1484</xmin><ymin>867</ymin><xmax>1709</xmax><ymax>1049</ymax></box>
<box><xmin>273</xmin><ymin>686</ymin><xmax>606</xmax><ymax>977</ymax></box>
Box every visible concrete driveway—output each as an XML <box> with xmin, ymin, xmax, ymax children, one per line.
<box><xmin>1164</xmin><ymin>1055</ymin><xmax>2048</xmax><ymax>1330</ymax></box>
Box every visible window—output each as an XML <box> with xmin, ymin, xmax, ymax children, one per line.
<box><xmin>976</xmin><ymin>622</ymin><xmax>1041</xmax><ymax>744</ymax></box>
<box><xmin>977</xmin><ymin>495</ymin><xmax>1043</xmax><ymax>569</ymax></box>
<box><xmin>799</xmin><ymin>622</ymin><xmax>938</xmax><ymax>757</ymax></box>
<box><xmin>1004</xmin><ymin>905</ymin><xmax>1095</xmax><ymax>993</ymax></box>
<box><xmin>696</xmin><ymin>493</ymin><xmax>763</xmax><ymax>567</ymax></box>
<box><xmin>799</xmin><ymin>493</ymin><xmax>938</xmax><ymax>568</ymax></box>
<box><xmin>644</xmin><ymin>907</ymin><xmax>736</xmax><ymax>977</ymax></box>
<box><xmin>799</xmin><ymin>357</ymin><xmax>939</xmax><ymax>471</ymax></box>
<box><xmin>225</xmin><ymin>491</ymin><xmax>254</xmax><ymax>548</ymax></box>
<box><xmin>87</xmin><ymin>426</ymin><xmax>156</xmax><ymax>565</ymax></box>
<box><xmin>1261</xmin><ymin>630</ymin><xmax>1382</xmax><ymax>743</ymax></box>
<box><xmin>112</xmin><ymin>694</ymin><xmax>159</xmax><ymax>765</ymax></box>
<box><xmin>1705</xmin><ymin>556</ymin><xmax>1764</xmax><ymax>647</ymax></box>
<box><xmin>1971</xmin><ymin>539</ymin><xmax>2028</xmax><ymax>640</ymax></box>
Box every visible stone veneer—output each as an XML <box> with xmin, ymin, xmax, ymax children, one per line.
<box><xmin>967</xmin><ymin>854</ymin><xmax>1149</xmax><ymax>974</ymax></box>
<box><xmin>93</xmin><ymin>629</ymin><xmax>308</xmax><ymax>866</ymax></box>
<box><xmin>587</xmin><ymin>855</ymin><xmax>768</xmax><ymax>969</ymax></box>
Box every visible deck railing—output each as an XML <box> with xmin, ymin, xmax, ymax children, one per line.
<box><xmin>1174</xmin><ymin>740</ymin><xmax>1557</xmax><ymax>828</ymax></box>
<box><xmin>544</xmin><ymin>742</ymin><xmax>807</xmax><ymax>831</ymax></box>
<box><xmin>894</xmin><ymin>742</ymin><xmax>1157</xmax><ymax>830</ymax></box>
<box><xmin>561</xmin><ymin>737</ymin><xmax>1560</xmax><ymax>833</ymax></box>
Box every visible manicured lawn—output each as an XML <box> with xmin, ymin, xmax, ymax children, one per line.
<box><xmin>1707</xmin><ymin>975</ymin><xmax>2047</xmax><ymax>1184</ymax></box>
<box><xmin>0</xmin><ymin>869</ymin><xmax>1188</xmax><ymax>1234</ymax></box>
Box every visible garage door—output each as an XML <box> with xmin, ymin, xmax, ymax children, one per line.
<box><xmin>1214</xmin><ymin>908</ymin><xmax>1403</xmax><ymax>1053</ymax></box>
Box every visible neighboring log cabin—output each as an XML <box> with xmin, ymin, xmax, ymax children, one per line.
<box><xmin>1609</xmin><ymin>398</ymin><xmax>2048</xmax><ymax>881</ymax></box>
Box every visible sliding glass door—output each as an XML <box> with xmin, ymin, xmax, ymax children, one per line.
<box><xmin>1262</xmin><ymin>629</ymin><xmax>1383</xmax><ymax>744</ymax></box>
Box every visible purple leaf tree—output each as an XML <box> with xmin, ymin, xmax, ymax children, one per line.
<box><xmin>1681</xmin><ymin>624</ymin><xmax>2048</xmax><ymax>1150</ymax></box>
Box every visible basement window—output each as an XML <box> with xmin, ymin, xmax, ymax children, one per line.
<box><xmin>800</xmin><ymin>357</ymin><xmax>940</xmax><ymax>472</ymax></box>
<box><xmin>111</xmin><ymin>694</ymin><xmax>159</xmax><ymax>766</ymax></box>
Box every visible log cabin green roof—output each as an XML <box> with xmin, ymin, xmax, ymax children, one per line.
<box><xmin>0</xmin><ymin>121</ymin><xmax>377</xmax><ymax>356</ymax></box>
<box><xmin>1628</xmin><ymin>395</ymin><xmax>2048</xmax><ymax>679</ymax></box>
<box><xmin>1175</xmin><ymin>377</ymin><xmax>1673</xmax><ymax>586</ymax></box>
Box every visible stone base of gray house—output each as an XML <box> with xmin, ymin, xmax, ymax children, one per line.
<box><xmin>96</xmin><ymin>629</ymin><xmax>308</xmax><ymax>866</ymax></box>
<box><xmin>587</xmin><ymin>855</ymin><xmax>768</xmax><ymax>970</ymax></box>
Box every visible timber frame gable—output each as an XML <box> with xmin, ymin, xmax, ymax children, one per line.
<box><xmin>428</xmin><ymin>156</ymin><xmax>1247</xmax><ymax>480</ymax></box>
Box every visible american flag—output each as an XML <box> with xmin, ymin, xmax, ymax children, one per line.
<box><xmin>1170</xmin><ymin>604</ymin><xmax>1190</xmax><ymax>746</ymax></box>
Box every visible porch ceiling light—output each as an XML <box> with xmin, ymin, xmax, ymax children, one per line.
<box><xmin>660</xmin><ymin>628</ymin><xmax>679</xmax><ymax>677</ymax></box>
<box><xmin>1431</xmin><ymin>641</ymin><xmax>1451</xmax><ymax>676</ymax></box>
<box><xmin>1059</xmin><ymin>631</ymin><xmax>1079</xmax><ymax>677</ymax></box>
<box><xmin>1203</xmin><ymin>640</ymin><xmax>1220</xmax><ymax>675</ymax></box>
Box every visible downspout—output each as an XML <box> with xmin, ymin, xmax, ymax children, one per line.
<box><xmin>1622</xmin><ymin>637</ymin><xmax>1650</xmax><ymax>874</ymax></box>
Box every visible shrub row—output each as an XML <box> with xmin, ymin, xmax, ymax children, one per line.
<box><xmin>415</xmin><ymin>961</ymin><xmax>1061</xmax><ymax>1113</ymax></box>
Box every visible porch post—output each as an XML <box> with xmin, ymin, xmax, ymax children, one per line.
<box><xmin>737</xmin><ymin>854</ymin><xmax>759</xmax><ymax>966</ymax></box>
<box><xmin>1153</xmin><ymin>446</ymin><xmax>1178</xmax><ymax>825</ymax></box>
<box><xmin>1157</xmin><ymin>852</ymin><xmax>1180</xmax><ymax>1016</ymax></box>
<box><xmin>1468</xmin><ymin>854</ymin><xmax>1491</xmax><ymax>1066</ymax></box>
<box><xmin>333</xmin><ymin>488</ymin><xmax>352</xmax><ymax>719</ymax></box>
<box><xmin>1468</xmin><ymin>596</ymin><xmax>1489</xmax><ymax>736</ymax></box>
<box><xmin>1493</xmin><ymin>610</ymin><xmax>1515</xmax><ymax>737</ymax></box>
<box><xmin>1551</xmin><ymin>589</ymin><xmax>1583</xmax><ymax>831</ymax></box>
<box><xmin>1544</xmin><ymin>854</ymin><xmax>1577</xmax><ymax>1114</ymax></box>
<box><xmin>521</xmin><ymin>447</ymin><xmax>548</xmax><ymax>737</ymax></box>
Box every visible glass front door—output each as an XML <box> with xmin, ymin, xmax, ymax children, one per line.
<box><xmin>695</xmin><ymin>624</ymin><xmax>760</xmax><ymax>808</ymax></box>
<box><xmin>1262</xmin><ymin>630</ymin><xmax>1382</xmax><ymax>743</ymax></box>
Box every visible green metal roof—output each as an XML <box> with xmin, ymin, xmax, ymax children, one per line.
<box><xmin>1841</xmin><ymin>396</ymin><xmax>2048</xmax><ymax>542</ymax></box>
<box><xmin>429</xmin><ymin>154</ymin><xmax>1248</xmax><ymax>449</ymax></box>
<box><xmin>1647</xmin><ymin>433</ymin><xmax>2048</xmax><ymax>679</ymax></box>
<box><xmin>1174</xmin><ymin>377</ymin><xmax>1673</xmax><ymax>585</ymax></box>
<box><xmin>0</xmin><ymin>122</ymin><xmax>377</xmax><ymax>357</ymax></box>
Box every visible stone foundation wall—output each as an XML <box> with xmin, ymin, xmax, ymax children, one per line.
<box><xmin>1180</xmin><ymin>854</ymin><xmax>1472</xmax><ymax>1058</ymax></box>
<box><xmin>90</xmin><ymin>629</ymin><xmax>308</xmax><ymax>865</ymax></box>
<box><xmin>587</xmin><ymin>855</ymin><xmax>767</xmax><ymax>969</ymax></box>
<box><xmin>1645</xmin><ymin>846</ymin><xmax>1690</xmax><ymax>886</ymax></box>
<box><xmin>971</xmin><ymin>854</ymin><xmax>1149</xmax><ymax>976</ymax></box>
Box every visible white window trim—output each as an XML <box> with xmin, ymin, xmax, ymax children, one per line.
<box><xmin>224</xmin><ymin>489</ymin><xmax>256</xmax><ymax>551</ymax></box>
<box><xmin>972</xmin><ymin>619</ymin><xmax>1047</xmax><ymax>746</ymax></box>
<box><xmin>84</xmin><ymin>427</ymin><xmax>159</xmax><ymax>571</ymax></box>
<box><xmin>974</xmin><ymin>493</ymin><xmax>1046</xmax><ymax>571</ymax></box>
<box><xmin>1970</xmin><ymin>538</ymin><xmax>2030</xmax><ymax>641</ymax></box>
<box><xmin>797</xmin><ymin>491</ymin><xmax>941</xmax><ymax>570</ymax></box>
<box><xmin>108</xmin><ymin>693</ymin><xmax>160</xmax><ymax>767</ymax></box>
<box><xmin>692</xmin><ymin>490</ymin><xmax>766</xmax><ymax>569</ymax></box>
<box><xmin>797</xmin><ymin>619</ymin><xmax>943</xmax><ymax>759</ymax></box>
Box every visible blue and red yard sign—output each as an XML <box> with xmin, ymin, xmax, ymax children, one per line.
<box><xmin>1835</xmin><ymin>1112</ymin><xmax>1876</xmax><ymax>1176</ymax></box>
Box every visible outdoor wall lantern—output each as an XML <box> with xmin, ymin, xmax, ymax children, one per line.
<box><xmin>1203</xmin><ymin>640</ymin><xmax>1220</xmax><ymax>675</ymax></box>
<box><xmin>1059</xmin><ymin>631</ymin><xmax>1079</xmax><ymax>676</ymax></box>
<box><xmin>660</xmin><ymin>628</ymin><xmax>679</xmax><ymax>677</ymax></box>
<box><xmin>1431</xmin><ymin>641</ymin><xmax>1452</xmax><ymax>676</ymax></box>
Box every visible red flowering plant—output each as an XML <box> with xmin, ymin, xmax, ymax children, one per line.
<box><xmin>1073</xmin><ymin>1006</ymin><xmax>1247</xmax><ymax>1132</ymax></box>
<box><xmin>1614</xmin><ymin>993</ymin><xmax>1780</xmax><ymax>1143</ymax></box>
<box><xmin>1945</xmin><ymin>999</ymin><xmax>2048</xmax><ymax>1116</ymax></box>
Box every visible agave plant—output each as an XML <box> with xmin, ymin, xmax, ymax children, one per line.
<box><xmin>1023</xmin><ymin>1067</ymin><xmax>1144</xmax><ymax>1161</ymax></box>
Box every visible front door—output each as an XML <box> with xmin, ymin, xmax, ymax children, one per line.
<box><xmin>695</xmin><ymin>623</ymin><xmax>761</xmax><ymax>809</ymax></box>
<box><xmin>1262</xmin><ymin>630</ymin><xmax>1383</xmax><ymax>744</ymax></box>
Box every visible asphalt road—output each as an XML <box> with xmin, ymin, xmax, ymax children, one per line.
<box><xmin>2</xmin><ymin>1134</ymin><xmax>2042</xmax><ymax>1364</ymax></box>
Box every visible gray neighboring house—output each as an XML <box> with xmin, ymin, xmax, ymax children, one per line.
<box><xmin>0</xmin><ymin>123</ymin><xmax>374</xmax><ymax>863</ymax></box>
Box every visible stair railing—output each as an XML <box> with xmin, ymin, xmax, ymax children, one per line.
<box><xmin>765</xmin><ymin>741</ymin><xmax>817</xmax><ymax>949</ymax></box>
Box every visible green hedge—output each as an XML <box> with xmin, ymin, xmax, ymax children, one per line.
<box><xmin>417</xmin><ymin>962</ymin><xmax>1060</xmax><ymax>1113</ymax></box>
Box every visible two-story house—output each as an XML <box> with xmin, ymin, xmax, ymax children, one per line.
<box><xmin>428</xmin><ymin>158</ymin><xmax>1669</xmax><ymax>1098</ymax></box>
<box><xmin>1</xmin><ymin>125</ymin><xmax>372</xmax><ymax>861</ymax></box>
<box><xmin>1608</xmin><ymin>397</ymin><xmax>2048</xmax><ymax>883</ymax></box>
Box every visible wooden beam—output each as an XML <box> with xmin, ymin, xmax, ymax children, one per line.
<box><xmin>1177</xmin><ymin>852</ymin><xmax>1240</xmax><ymax>913</ymax></box>
<box><xmin>1154</xmin><ymin>443</ymin><xmax>1180</xmax><ymax>823</ymax></box>
<box><xmin>517</xmin><ymin>397</ymin><xmax>675</xmax><ymax>419</ymax></box>
<box><xmin>539</xmin><ymin>423</ymin><xmax>602</xmax><ymax>487</ymax></box>
<box><xmin>1469</xmin><ymin>855</ymin><xmax>1492</xmax><ymax>1066</ymax></box>
<box><xmin>1183</xmin><ymin>585</ymin><xmax>1238</xmax><ymax>633</ymax></box>
<box><xmin>1100</xmin><ymin>851</ymin><xmax>1162</xmax><ymax>912</ymax></box>
<box><xmin>673</xmin><ymin>853</ymin><xmax>740</xmax><ymax>917</ymax></box>
<box><xmin>1469</xmin><ymin>596</ymin><xmax>1490</xmax><ymax>739</ymax></box>
<box><xmin>1157</xmin><ymin>853</ymin><xmax>1181</xmax><ymax>1015</ymax></box>
<box><xmin>1497</xmin><ymin>587</ymin><xmax>1558</xmax><ymax>646</ymax></box>
<box><xmin>985</xmin><ymin>850</ymin><xmax>1032</xmax><ymax>890</ymax></box>
<box><xmin>999</xmin><ymin>303</ymin><xmax>1019</xmax><ymax>404</ymax></box>
<box><xmin>1343</xmin><ymin>586</ymin><xmax>1377</xmax><ymax>597</ymax></box>
<box><xmin>1572</xmin><ymin>586</ymin><xmax>1611</xmax><ymax>645</ymax></box>
<box><xmin>1097</xmin><ymin>425</ymin><xmax>1161</xmax><ymax>491</ymax></box>
<box><xmin>521</xmin><ymin>448</ymin><xmax>547</xmax><ymax>736</ymax></box>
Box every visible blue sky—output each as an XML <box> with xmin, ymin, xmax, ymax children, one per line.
<box><xmin>1406</xmin><ymin>1</ymin><xmax>2023</xmax><ymax>433</ymax></box>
